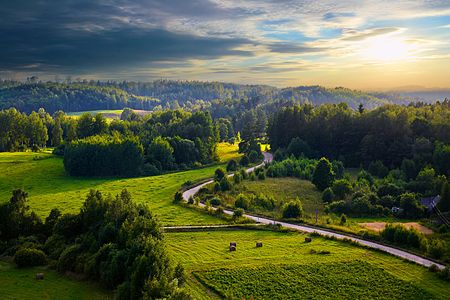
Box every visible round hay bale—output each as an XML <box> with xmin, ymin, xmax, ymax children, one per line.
<box><xmin>35</xmin><ymin>273</ymin><xmax>44</xmax><ymax>280</ymax></box>
<box><xmin>256</xmin><ymin>242</ymin><xmax>263</xmax><ymax>247</ymax></box>
<box><xmin>229</xmin><ymin>245</ymin><xmax>236</xmax><ymax>251</ymax></box>
<box><xmin>305</xmin><ymin>237</ymin><xmax>312</xmax><ymax>243</ymax></box>
<box><xmin>230</xmin><ymin>242</ymin><xmax>237</xmax><ymax>247</ymax></box>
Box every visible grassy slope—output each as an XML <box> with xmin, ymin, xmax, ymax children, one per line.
<box><xmin>0</xmin><ymin>261</ymin><xmax>112</xmax><ymax>300</ymax></box>
<box><xmin>0</xmin><ymin>143</ymin><xmax>239</xmax><ymax>226</ymax></box>
<box><xmin>165</xmin><ymin>229</ymin><xmax>450</xmax><ymax>299</ymax></box>
<box><xmin>238</xmin><ymin>177</ymin><xmax>323</xmax><ymax>217</ymax></box>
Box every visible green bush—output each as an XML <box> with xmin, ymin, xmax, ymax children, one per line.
<box><xmin>233</xmin><ymin>208</ymin><xmax>244</xmax><ymax>218</ymax></box>
<box><xmin>173</xmin><ymin>191</ymin><xmax>183</xmax><ymax>203</ymax></box>
<box><xmin>258</xmin><ymin>171</ymin><xmax>266</xmax><ymax>180</ymax></box>
<box><xmin>235</xmin><ymin>194</ymin><xmax>250</xmax><ymax>210</ymax></box>
<box><xmin>282</xmin><ymin>199</ymin><xmax>303</xmax><ymax>219</ymax></box>
<box><xmin>14</xmin><ymin>248</ymin><xmax>47</xmax><ymax>267</ymax></box>
<box><xmin>226</xmin><ymin>159</ymin><xmax>238</xmax><ymax>171</ymax></box>
<box><xmin>233</xmin><ymin>173</ymin><xmax>242</xmax><ymax>184</ymax></box>
<box><xmin>219</xmin><ymin>177</ymin><xmax>232</xmax><ymax>191</ymax></box>
<box><xmin>210</xmin><ymin>197</ymin><xmax>221</xmax><ymax>206</ymax></box>
<box><xmin>214</xmin><ymin>168</ymin><xmax>226</xmax><ymax>181</ymax></box>
<box><xmin>322</xmin><ymin>188</ymin><xmax>335</xmax><ymax>203</ymax></box>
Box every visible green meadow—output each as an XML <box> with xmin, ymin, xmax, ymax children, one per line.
<box><xmin>165</xmin><ymin>229</ymin><xmax>450</xmax><ymax>299</ymax></box>
<box><xmin>0</xmin><ymin>143</ymin><xmax>239</xmax><ymax>226</ymax></box>
<box><xmin>0</xmin><ymin>261</ymin><xmax>112</xmax><ymax>300</ymax></box>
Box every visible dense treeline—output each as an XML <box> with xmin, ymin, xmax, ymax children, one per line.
<box><xmin>64</xmin><ymin>135</ymin><xmax>143</xmax><ymax>176</ymax></box>
<box><xmin>268</xmin><ymin>101</ymin><xmax>450</xmax><ymax>173</ymax></box>
<box><xmin>0</xmin><ymin>81</ymin><xmax>159</xmax><ymax>114</ymax></box>
<box><xmin>0</xmin><ymin>189</ymin><xmax>190</xmax><ymax>299</ymax></box>
<box><xmin>1</xmin><ymin>79</ymin><xmax>433</xmax><ymax>115</ymax></box>
<box><xmin>0</xmin><ymin>106</ymin><xmax>218</xmax><ymax>176</ymax></box>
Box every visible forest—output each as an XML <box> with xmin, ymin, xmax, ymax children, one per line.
<box><xmin>0</xmin><ymin>79</ymin><xmax>435</xmax><ymax>114</ymax></box>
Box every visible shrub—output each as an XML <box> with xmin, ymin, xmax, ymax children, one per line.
<box><xmin>312</xmin><ymin>157</ymin><xmax>334</xmax><ymax>191</ymax></box>
<box><xmin>235</xmin><ymin>194</ymin><xmax>250</xmax><ymax>210</ymax></box>
<box><xmin>213</xmin><ymin>182</ymin><xmax>221</xmax><ymax>193</ymax></box>
<box><xmin>226</xmin><ymin>159</ymin><xmax>238</xmax><ymax>172</ymax></box>
<box><xmin>331</xmin><ymin>179</ymin><xmax>352</xmax><ymax>199</ymax></box>
<box><xmin>249</xmin><ymin>172</ymin><xmax>256</xmax><ymax>181</ymax></box>
<box><xmin>210</xmin><ymin>197</ymin><xmax>221</xmax><ymax>206</ymax></box>
<box><xmin>340</xmin><ymin>214</ymin><xmax>347</xmax><ymax>225</ymax></box>
<box><xmin>282</xmin><ymin>199</ymin><xmax>303</xmax><ymax>219</ymax></box>
<box><xmin>258</xmin><ymin>171</ymin><xmax>266</xmax><ymax>180</ymax></box>
<box><xmin>233</xmin><ymin>173</ymin><xmax>242</xmax><ymax>184</ymax></box>
<box><xmin>233</xmin><ymin>208</ymin><xmax>244</xmax><ymax>218</ymax></box>
<box><xmin>215</xmin><ymin>168</ymin><xmax>226</xmax><ymax>181</ymax></box>
<box><xmin>322</xmin><ymin>188</ymin><xmax>334</xmax><ymax>203</ymax></box>
<box><xmin>427</xmin><ymin>239</ymin><xmax>446</xmax><ymax>259</ymax></box>
<box><xmin>14</xmin><ymin>248</ymin><xmax>47</xmax><ymax>267</ymax></box>
<box><xmin>253</xmin><ymin>194</ymin><xmax>275</xmax><ymax>210</ymax></box>
<box><xmin>240</xmin><ymin>155</ymin><xmax>249</xmax><ymax>166</ymax></box>
<box><xmin>173</xmin><ymin>191</ymin><xmax>183</xmax><ymax>203</ymax></box>
<box><xmin>219</xmin><ymin>177</ymin><xmax>232</xmax><ymax>191</ymax></box>
<box><xmin>188</xmin><ymin>196</ymin><xmax>195</xmax><ymax>205</ymax></box>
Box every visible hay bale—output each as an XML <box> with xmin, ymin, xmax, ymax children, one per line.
<box><xmin>256</xmin><ymin>242</ymin><xmax>263</xmax><ymax>248</ymax></box>
<box><xmin>229</xmin><ymin>245</ymin><xmax>236</xmax><ymax>252</ymax></box>
<box><xmin>230</xmin><ymin>242</ymin><xmax>237</xmax><ymax>247</ymax></box>
<box><xmin>36</xmin><ymin>273</ymin><xmax>44</xmax><ymax>280</ymax></box>
<box><xmin>305</xmin><ymin>237</ymin><xmax>312</xmax><ymax>243</ymax></box>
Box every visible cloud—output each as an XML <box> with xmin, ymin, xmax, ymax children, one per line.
<box><xmin>341</xmin><ymin>27</ymin><xmax>401</xmax><ymax>41</ymax></box>
<box><xmin>267</xmin><ymin>42</ymin><xmax>326</xmax><ymax>54</ymax></box>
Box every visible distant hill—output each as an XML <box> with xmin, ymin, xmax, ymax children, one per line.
<box><xmin>0</xmin><ymin>80</ymin><xmax>447</xmax><ymax>113</ymax></box>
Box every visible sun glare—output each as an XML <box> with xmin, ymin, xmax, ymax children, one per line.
<box><xmin>363</xmin><ymin>36</ymin><xmax>410</xmax><ymax>62</ymax></box>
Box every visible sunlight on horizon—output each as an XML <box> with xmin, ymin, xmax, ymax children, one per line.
<box><xmin>362</xmin><ymin>36</ymin><xmax>413</xmax><ymax>62</ymax></box>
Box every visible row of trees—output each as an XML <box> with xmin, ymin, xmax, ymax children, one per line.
<box><xmin>0</xmin><ymin>189</ymin><xmax>190</xmax><ymax>299</ymax></box>
<box><xmin>0</xmin><ymin>107</ymin><xmax>220</xmax><ymax>176</ymax></box>
<box><xmin>268</xmin><ymin>101</ymin><xmax>450</xmax><ymax>172</ymax></box>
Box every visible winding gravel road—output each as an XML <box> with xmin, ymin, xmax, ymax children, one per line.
<box><xmin>182</xmin><ymin>152</ymin><xmax>445</xmax><ymax>270</ymax></box>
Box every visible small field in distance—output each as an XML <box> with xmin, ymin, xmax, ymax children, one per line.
<box><xmin>66</xmin><ymin>109</ymin><xmax>152</xmax><ymax>120</ymax></box>
<box><xmin>0</xmin><ymin>143</ymin><xmax>239</xmax><ymax>225</ymax></box>
<box><xmin>165</xmin><ymin>229</ymin><xmax>450</xmax><ymax>299</ymax></box>
<box><xmin>0</xmin><ymin>261</ymin><xmax>112</xmax><ymax>300</ymax></box>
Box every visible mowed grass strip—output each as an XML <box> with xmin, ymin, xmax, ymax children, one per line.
<box><xmin>195</xmin><ymin>262</ymin><xmax>432</xmax><ymax>300</ymax></box>
<box><xmin>165</xmin><ymin>230</ymin><xmax>450</xmax><ymax>300</ymax></box>
<box><xmin>0</xmin><ymin>261</ymin><xmax>112</xmax><ymax>300</ymax></box>
<box><xmin>0</xmin><ymin>143</ymin><xmax>239</xmax><ymax>225</ymax></box>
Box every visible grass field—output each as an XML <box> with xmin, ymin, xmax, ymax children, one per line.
<box><xmin>165</xmin><ymin>229</ymin><xmax>450</xmax><ymax>299</ymax></box>
<box><xmin>66</xmin><ymin>110</ymin><xmax>124</xmax><ymax>119</ymax></box>
<box><xmin>0</xmin><ymin>261</ymin><xmax>112</xmax><ymax>300</ymax></box>
<box><xmin>0</xmin><ymin>143</ymin><xmax>240</xmax><ymax>225</ymax></box>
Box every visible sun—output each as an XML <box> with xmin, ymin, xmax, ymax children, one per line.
<box><xmin>363</xmin><ymin>36</ymin><xmax>410</xmax><ymax>62</ymax></box>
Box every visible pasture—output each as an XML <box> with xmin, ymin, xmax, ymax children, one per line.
<box><xmin>0</xmin><ymin>261</ymin><xmax>112</xmax><ymax>300</ymax></box>
<box><xmin>0</xmin><ymin>143</ymin><xmax>239</xmax><ymax>225</ymax></box>
<box><xmin>165</xmin><ymin>229</ymin><xmax>450</xmax><ymax>299</ymax></box>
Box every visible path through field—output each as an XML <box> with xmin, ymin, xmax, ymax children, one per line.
<box><xmin>182</xmin><ymin>152</ymin><xmax>446</xmax><ymax>270</ymax></box>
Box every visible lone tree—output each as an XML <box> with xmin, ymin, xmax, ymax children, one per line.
<box><xmin>282</xmin><ymin>199</ymin><xmax>303</xmax><ymax>219</ymax></box>
<box><xmin>312</xmin><ymin>157</ymin><xmax>335</xmax><ymax>191</ymax></box>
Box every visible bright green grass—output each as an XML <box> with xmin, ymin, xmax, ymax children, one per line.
<box><xmin>165</xmin><ymin>229</ymin><xmax>450</xmax><ymax>299</ymax></box>
<box><xmin>214</xmin><ymin>177</ymin><xmax>323</xmax><ymax>219</ymax></box>
<box><xmin>0</xmin><ymin>261</ymin><xmax>112</xmax><ymax>300</ymax></box>
<box><xmin>66</xmin><ymin>110</ymin><xmax>123</xmax><ymax>117</ymax></box>
<box><xmin>0</xmin><ymin>144</ymin><xmax>240</xmax><ymax>225</ymax></box>
<box><xmin>196</xmin><ymin>262</ymin><xmax>432</xmax><ymax>300</ymax></box>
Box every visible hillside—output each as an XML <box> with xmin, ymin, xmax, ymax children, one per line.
<box><xmin>2</xmin><ymin>80</ymin><xmax>444</xmax><ymax>114</ymax></box>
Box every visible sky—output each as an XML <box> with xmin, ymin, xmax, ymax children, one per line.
<box><xmin>1</xmin><ymin>0</ymin><xmax>450</xmax><ymax>89</ymax></box>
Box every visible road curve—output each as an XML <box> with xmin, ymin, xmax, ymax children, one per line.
<box><xmin>182</xmin><ymin>152</ymin><xmax>445</xmax><ymax>270</ymax></box>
